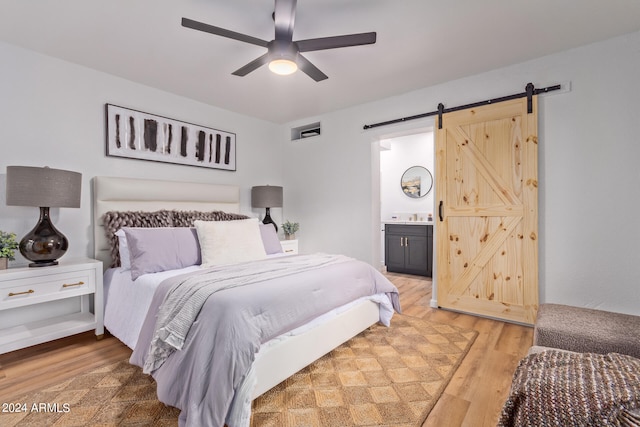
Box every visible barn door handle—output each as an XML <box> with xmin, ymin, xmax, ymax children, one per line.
<box><xmin>439</xmin><ymin>201</ymin><xmax>444</xmax><ymax>221</ymax></box>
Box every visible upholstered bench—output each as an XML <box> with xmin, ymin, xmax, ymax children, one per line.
<box><xmin>533</xmin><ymin>303</ymin><xmax>640</xmax><ymax>359</ymax></box>
<box><xmin>499</xmin><ymin>304</ymin><xmax>640</xmax><ymax>426</ymax></box>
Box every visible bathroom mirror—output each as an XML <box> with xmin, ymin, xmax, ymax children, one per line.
<box><xmin>401</xmin><ymin>166</ymin><xmax>433</xmax><ymax>198</ymax></box>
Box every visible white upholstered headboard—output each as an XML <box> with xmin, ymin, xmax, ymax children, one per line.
<box><xmin>93</xmin><ymin>176</ymin><xmax>240</xmax><ymax>269</ymax></box>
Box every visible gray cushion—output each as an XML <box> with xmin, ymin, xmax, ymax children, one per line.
<box><xmin>534</xmin><ymin>303</ymin><xmax>640</xmax><ymax>359</ymax></box>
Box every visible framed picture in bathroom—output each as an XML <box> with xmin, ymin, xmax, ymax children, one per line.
<box><xmin>401</xmin><ymin>166</ymin><xmax>433</xmax><ymax>198</ymax></box>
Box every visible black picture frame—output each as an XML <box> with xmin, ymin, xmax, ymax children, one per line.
<box><xmin>401</xmin><ymin>166</ymin><xmax>433</xmax><ymax>198</ymax></box>
<box><xmin>105</xmin><ymin>104</ymin><xmax>236</xmax><ymax>171</ymax></box>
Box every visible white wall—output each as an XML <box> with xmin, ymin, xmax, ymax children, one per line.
<box><xmin>283</xmin><ymin>31</ymin><xmax>640</xmax><ymax>316</ymax></box>
<box><xmin>0</xmin><ymin>41</ymin><xmax>282</xmax><ymax>267</ymax></box>
<box><xmin>380</xmin><ymin>132</ymin><xmax>435</xmax><ymax>222</ymax></box>
<box><xmin>281</xmin><ymin>113</ymin><xmax>375</xmax><ymax>261</ymax></box>
<box><xmin>3</xmin><ymin>30</ymin><xmax>639</xmax><ymax>317</ymax></box>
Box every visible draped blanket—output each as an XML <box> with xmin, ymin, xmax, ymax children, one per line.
<box><xmin>143</xmin><ymin>253</ymin><xmax>354</xmax><ymax>374</ymax></box>
<box><xmin>130</xmin><ymin>254</ymin><xmax>400</xmax><ymax>427</ymax></box>
<box><xmin>498</xmin><ymin>349</ymin><xmax>640</xmax><ymax>427</ymax></box>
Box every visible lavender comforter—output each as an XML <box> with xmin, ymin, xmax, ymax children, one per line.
<box><xmin>130</xmin><ymin>254</ymin><xmax>400</xmax><ymax>427</ymax></box>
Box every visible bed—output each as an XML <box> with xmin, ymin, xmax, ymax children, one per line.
<box><xmin>92</xmin><ymin>176</ymin><xmax>400</xmax><ymax>427</ymax></box>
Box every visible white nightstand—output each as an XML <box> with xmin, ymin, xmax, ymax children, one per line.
<box><xmin>0</xmin><ymin>258</ymin><xmax>104</xmax><ymax>354</ymax></box>
<box><xmin>280</xmin><ymin>239</ymin><xmax>299</xmax><ymax>255</ymax></box>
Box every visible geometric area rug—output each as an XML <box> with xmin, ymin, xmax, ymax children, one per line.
<box><xmin>0</xmin><ymin>358</ymin><xmax>180</xmax><ymax>427</ymax></box>
<box><xmin>0</xmin><ymin>314</ymin><xmax>476</xmax><ymax>427</ymax></box>
<box><xmin>250</xmin><ymin>314</ymin><xmax>477</xmax><ymax>427</ymax></box>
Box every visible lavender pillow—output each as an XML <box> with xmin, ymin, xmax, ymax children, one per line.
<box><xmin>102</xmin><ymin>210</ymin><xmax>174</xmax><ymax>268</ymax></box>
<box><xmin>122</xmin><ymin>227</ymin><xmax>201</xmax><ymax>280</ymax></box>
<box><xmin>259</xmin><ymin>223</ymin><xmax>283</xmax><ymax>255</ymax></box>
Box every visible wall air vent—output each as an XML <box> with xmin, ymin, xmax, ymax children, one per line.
<box><xmin>291</xmin><ymin>122</ymin><xmax>321</xmax><ymax>141</ymax></box>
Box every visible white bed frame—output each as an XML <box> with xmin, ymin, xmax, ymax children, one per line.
<box><xmin>92</xmin><ymin>176</ymin><xmax>379</xmax><ymax>399</ymax></box>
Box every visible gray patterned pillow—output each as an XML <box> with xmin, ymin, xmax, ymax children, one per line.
<box><xmin>171</xmin><ymin>210</ymin><xmax>249</xmax><ymax>226</ymax></box>
<box><xmin>102</xmin><ymin>210</ymin><xmax>250</xmax><ymax>268</ymax></box>
<box><xmin>102</xmin><ymin>210</ymin><xmax>174</xmax><ymax>268</ymax></box>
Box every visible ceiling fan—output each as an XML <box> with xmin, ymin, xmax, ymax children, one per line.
<box><xmin>181</xmin><ymin>0</ymin><xmax>376</xmax><ymax>82</ymax></box>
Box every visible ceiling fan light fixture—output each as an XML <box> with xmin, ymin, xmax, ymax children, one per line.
<box><xmin>268</xmin><ymin>40</ymin><xmax>299</xmax><ymax>76</ymax></box>
<box><xmin>269</xmin><ymin>58</ymin><xmax>298</xmax><ymax>75</ymax></box>
<box><xmin>182</xmin><ymin>1</ymin><xmax>377</xmax><ymax>82</ymax></box>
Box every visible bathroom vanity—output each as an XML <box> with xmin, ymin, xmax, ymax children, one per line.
<box><xmin>384</xmin><ymin>223</ymin><xmax>433</xmax><ymax>277</ymax></box>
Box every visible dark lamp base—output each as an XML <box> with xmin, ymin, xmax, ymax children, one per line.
<box><xmin>263</xmin><ymin>207</ymin><xmax>278</xmax><ymax>232</ymax></box>
<box><xmin>28</xmin><ymin>260</ymin><xmax>60</xmax><ymax>268</ymax></box>
<box><xmin>20</xmin><ymin>207</ymin><xmax>69</xmax><ymax>268</ymax></box>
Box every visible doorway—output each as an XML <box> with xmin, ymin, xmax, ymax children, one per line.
<box><xmin>379</xmin><ymin>131</ymin><xmax>435</xmax><ymax>261</ymax></box>
<box><xmin>372</xmin><ymin>125</ymin><xmax>437</xmax><ymax>305</ymax></box>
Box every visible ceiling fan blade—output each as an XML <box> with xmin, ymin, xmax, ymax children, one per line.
<box><xmin>274</xmin><ymin>0</ymin><xmax>296</xmax><ymax>42</ymax></box>
<box><xmin>232</xmin><ymin>53</ymin><xmax>270</xmax><ymax>77</ymax></box>
<box><xmin>297</xmin><ymin>32</ymin><xmax>377</xmax><ymax>52</ymax></box>
<box><xmin>297</xmin><ymin>54</ymin><xmax>328</xmax><ymax>82</ymax></box>
<box><xmin>182</xmin><ymin>17</ymin><xmax>269</xmax><ymax>48</ymax></box>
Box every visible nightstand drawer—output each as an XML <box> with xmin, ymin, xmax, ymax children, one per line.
<box><xmin>280</xmin><ymin>239</ymin><xmax>299</xmax><ymax>254</ymax></box>
<box><xmin>0</xmin><ymin>270</ymin><xmax>94</xmax><ymax>310</ymax></box>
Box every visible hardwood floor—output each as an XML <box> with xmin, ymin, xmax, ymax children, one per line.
<box><xmin>385</xmin><ymin>271</ymin><xmax>534</xmax><ymax>427</ymax></box>
<box><xmin>0</xmin><ymin>271</ymin><xmax>533</xmax><ymax>426</ymax></box>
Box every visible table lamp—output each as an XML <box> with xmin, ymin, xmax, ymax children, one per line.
<box><xmin>6</xmin><ymin>166</ymin><xmax>82</xmax><ymax>267</ymax></box>
<box><xmin>251</xmin><ymin>185</ymin><xmax>283</xmax><ymax>231</ymax></box>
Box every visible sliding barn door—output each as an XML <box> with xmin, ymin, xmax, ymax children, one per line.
<box><xmin>435</xmin><ymin>97</ymin><xmax>538</xmax><ymax>324</ymax></box>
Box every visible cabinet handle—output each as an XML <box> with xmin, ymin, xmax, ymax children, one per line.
<box><xmin>8</xmin><ymin>289</ymin><xmax>35</xmax><ymax>297</ymax></box>
<box><xmin>400</xmin><ymin>237</ymin><xmax>404</xmax><ymax>247</ymax></box>
<box><xmin>62</xmin><ymin>281</ymin><xmax>85</xmax><ymax>288</ymax></box>
<box><xmin>405</xmin><ymin>237</ymin><xmax>409</xmax><ymax>246</ymax></box>
<box><xmin>439</xmin><ymin>201</ymin><xmax>444</xmax><ymax>221</ymax></box>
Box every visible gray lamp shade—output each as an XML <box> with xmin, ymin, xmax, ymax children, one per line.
<box><xmin>251</xmin><ymin>185</ymin><xmax>283</xmax><ymax>208</ymax></box>
<box><xmin>6</xmin><ymin>166</ymin><xmax>82</xmax><ymax>208</ymax></box>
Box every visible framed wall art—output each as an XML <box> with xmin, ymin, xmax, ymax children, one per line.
<box><xmin>105</xmin><ymin>104</ymin><xmax>236</xmax><ymax>171</ymax></box>
<box><xmin>401</xmin><ymin>165</ymin><xmax>432</xmax><ymax>198</ymax></box>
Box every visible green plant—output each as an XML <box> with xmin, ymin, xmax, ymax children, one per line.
<box><xmin>0</xmin><ymin>230</ymin><xmax>19</xmax><ymax>260</ymax></box>
<box><xmin>281</xmin><ymin>220</ymin><xmax>299</xmax><ymax>235</ymax></box>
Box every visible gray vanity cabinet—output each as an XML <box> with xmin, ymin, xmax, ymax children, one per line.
<box><xmin>384</xmin><ymin>224</ymin><xmax>432</xmax><ymax>277</ymax></box>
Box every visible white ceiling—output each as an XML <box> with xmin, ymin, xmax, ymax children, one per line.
<box><xmin>2</xmin><ymin>1</ymin><xmax>640</xmax><ymax>124</ymax></box>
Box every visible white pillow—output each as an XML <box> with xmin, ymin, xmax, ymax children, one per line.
<box><xmin>194</xmin><ymin>218</ymin><xmax>267</xmax><ymax>267</ymax></box>
<box><xmin>115</xmin><ymin>229</ymin><xmax>131</xmax><ymax>270</ymax></box>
